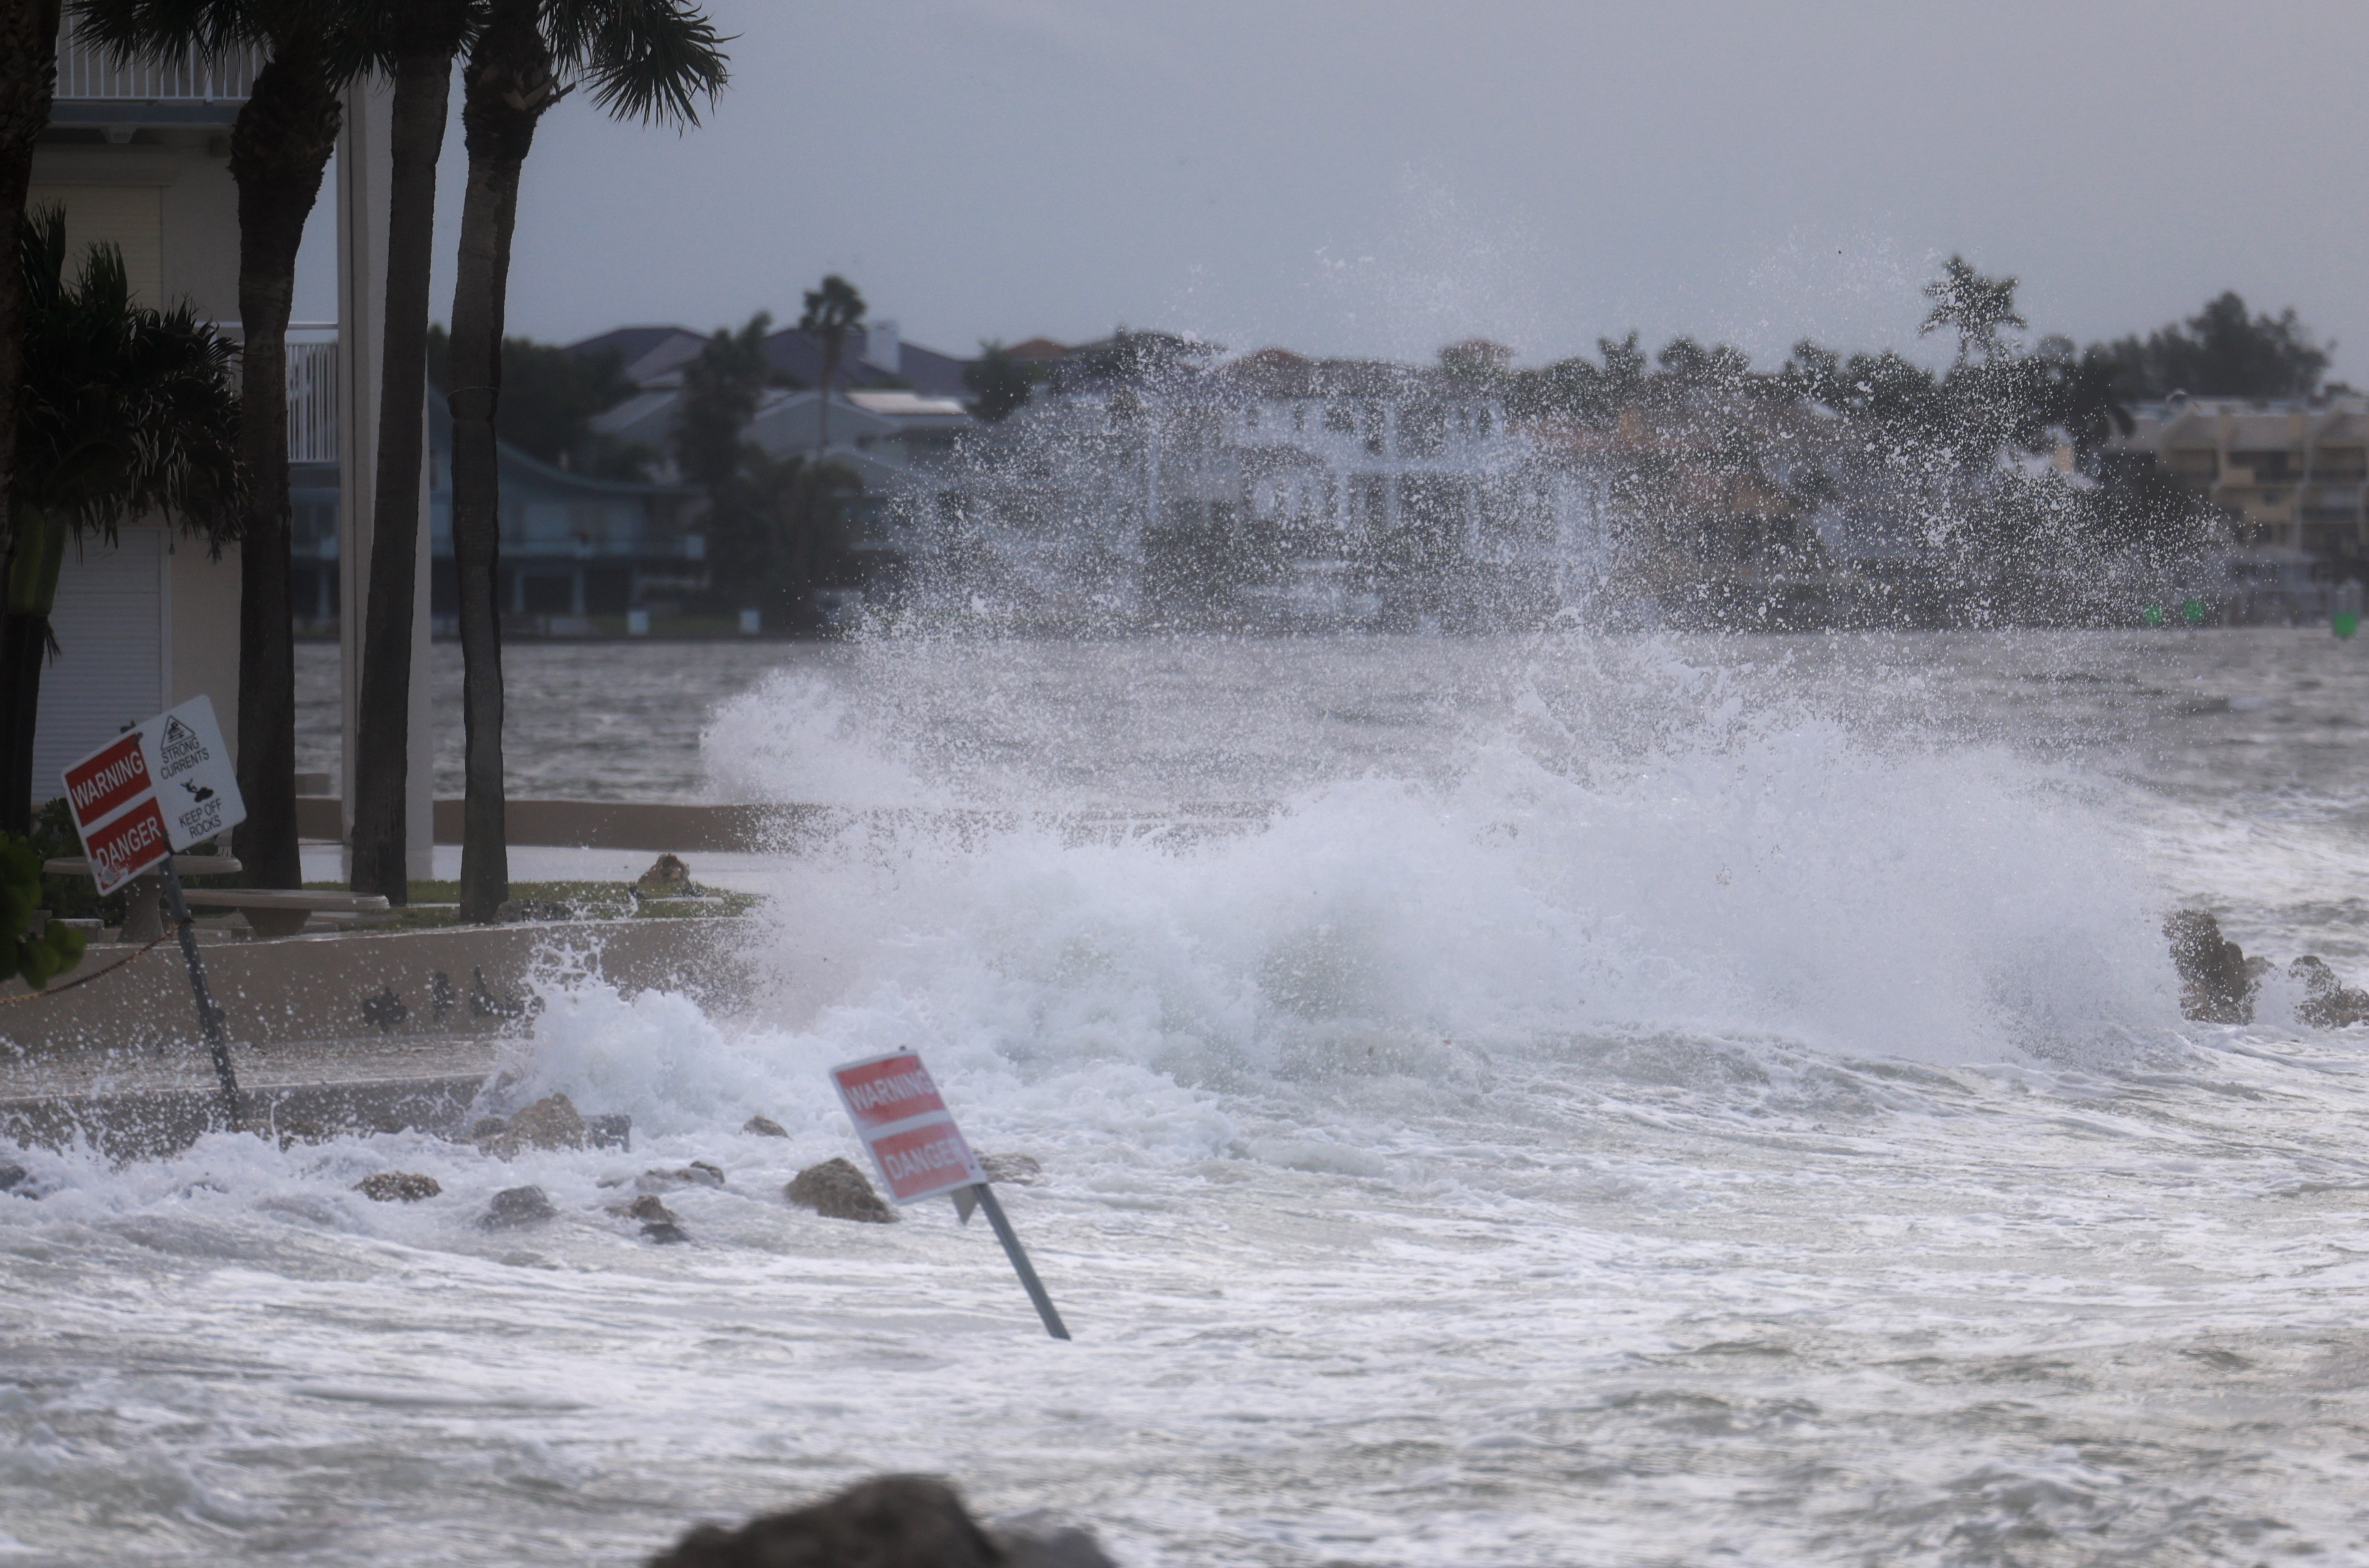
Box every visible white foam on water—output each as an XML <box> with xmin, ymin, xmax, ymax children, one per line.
<box><xmin>11</xmin><ymin>631</ymin><xmax>2369</xmax><ymax>1566</ymax></box>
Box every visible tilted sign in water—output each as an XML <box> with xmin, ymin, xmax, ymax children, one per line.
<box><xmin>830</xmin><ymin>1050</ymin><xmax>1071</xmax><ymax>1339</ymax></box>
<box><xmin>62</xmin><ymin>696</ymin><xmax>244</xmax><ymax>893</ymax></box>
<box><xmin>60</xmin><ymin>696</ymin><xmax>245</xmax><ymax>1112</ymax></box>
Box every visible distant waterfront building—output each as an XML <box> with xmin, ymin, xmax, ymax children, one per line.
<box><xmin>2114</xmin><ymin>395</ymin><xmax>2369</xmax><ymax>556</ymax></box>
<box><xmin>931</xmin><ymin>340</ymin><xmax>1607</xmax><ymax>628</ymax></box>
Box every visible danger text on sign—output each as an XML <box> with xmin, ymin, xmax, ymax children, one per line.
<box><xmin>83</xmin><ymin>797</ymin><xmax>171</xmax><ymax>893</ymax></box>
<box><xmin>829</xmin><ymin>1050</ymin><xmax>986</xmax><ymax>1205</ymax></box>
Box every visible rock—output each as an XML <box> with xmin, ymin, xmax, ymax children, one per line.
<box><xmin>635</xmin><ymin>853</ymin><xmax>694</xmax><ymax>895</ymax></box>
<box><xmin>357</xmin><ymin>1172</ymin><xmax>441</xmax><ymax>1203</ymax></box>
<box><xmin>2291</xmin><ymin>955</ymin><xmax>2369</xmax><ymax>1027</ymax></box>
<box><xmin>619</xmin><ymin>1194</ymin><xmax>677</xmax><ymax>1224</ymax></box>
<box><xmin>588</xmin><ymin>1112</ymin><xmax>633</xmax><ymax>1151</ymax></box>
<box><xmin>998</xmin><ymin>1525</ymin><xmax>1119</xmax><ymax>1568</ymax></box>
<box><xmin>480</xmin><ymin>1185</ymin><xmax>557</xmax><ymax>1229</ymax></box>
<box><xmin>742</xmin><ymin>1115</ymin><xmax>788</xmax><ymax>1138</ymax></box>
<box><xmin>482</xmin><ymin>1093</ymin><xmax>588</xmax><ymax>1159</ymax></box>
<box><xmin>2166</xmin><ymin>910</ymin><xmax>2256</xmax><ymax>1023</ymax></box>
<box><xmin>785</xmin><ymin>1156</ymin><xmax>898</xmax><ymax>1223</ymax></box>
<box><xmin>468</xmin><ymin>1115</ymin><xmax>509</xmax><ymax>1140</ymax></box>
<box><xmin>638</xmin><ymin>1161</ymin><xmax>726</xmax><ymax>1192</ymax></box>
<box><xmin>648</xmin><ymin>1475</ymin><xmax>999</xmax><ymax>1568</ymax></box>
<box><xmin>642</xmin><ymin>1221</ymin><xmax>691</xmax><ymax>1245</ymax></box>
<box><xmin>0</xmin><ymin>1161</ymin><xmax>31</xmax><ymax>1197</ymax></box>
<box><xmin>980</xmin><ymin>1153</ymin><xmax>1043</xmax><ymax>1185</ymax></box>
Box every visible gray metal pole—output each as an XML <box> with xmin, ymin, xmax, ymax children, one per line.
<box><xmin>971</xmin><ymin>1182</ymin><xmax>1070</xmax><ymax>1341</ymax></box>
<box><xmin>159</xmin><ymin>862</ymin><xmax>238</xmax><ymax>1116</ymax></box>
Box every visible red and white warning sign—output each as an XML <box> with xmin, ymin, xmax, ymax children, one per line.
<box><xmin>830</xmin><ymin>1050</ymin><xmax>987</xmax><ymax>1204</ymax></box>
<box><xmin>61</xmin><ymin>696</ymin><xmax>245</xmax><ymax>894</ymax></box>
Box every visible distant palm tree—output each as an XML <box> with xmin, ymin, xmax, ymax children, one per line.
<box><xmin>3</xmin><ymin>210</ymin><xmax>242</xmax><ymax>826</ymax></box>
<box><xmin>348</xmin><ymin>0</ymin><xmax>474</xmax><ymax>905</ymax></box>
<box><xmin>71</xmin><ymin>0</ymin><xmax>383</xmax><ymax>891</ymax></box>
<box><xmin>444</xmin><ymin>0</ymin><xmax>725</xmax><ymax>922</ymax></box>
<box><xmin>800</xmin><ymin>274</ymin><xmax>865</xmax><ymax>453</ymax></box>
<box><xmin>1919</xmin><ymin>254</ymin><xmax>2025</xmax><ymax>367</ymax></box>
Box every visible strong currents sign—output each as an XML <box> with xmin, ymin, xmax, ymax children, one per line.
<box><xmin>61</xmin><ymin>697</ymin><xmax>245</xmax><ymax>893</ymax></box>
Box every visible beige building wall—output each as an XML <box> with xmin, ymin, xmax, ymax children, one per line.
<box><xmin>169</xmin><ymin>534</ymin><xmax>242</xmax><ymax>763</ymax></box>
<box><xmin>26</xmin><ymin>137</ymin><xmax>237</xmax><ymax>317</ymax></box>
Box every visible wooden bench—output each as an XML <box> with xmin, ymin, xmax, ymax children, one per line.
<box><xmin>179</xmin><ymin>889</ymin><xmax>391</xmax><ymax>937</ymax></box>
<box><xmin>44</xmin><ymin>857</ymin><xmax>388</xmax><ymax>938</ymax></box>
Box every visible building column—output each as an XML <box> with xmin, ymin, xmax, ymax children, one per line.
<box><xmin>335</xmin><ymin>77</ymin><xmax>436</xmax><ymax>883</ymax></box>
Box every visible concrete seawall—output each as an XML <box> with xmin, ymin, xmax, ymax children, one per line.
<box><xmin>0</xmin><ymin>918</ymin><xmax>748</xmax><ymax>1158</ymax></box>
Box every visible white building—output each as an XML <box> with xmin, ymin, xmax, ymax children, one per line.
<box><xmin>33</xmin><ymin>25</ymin><xmax>432</xmax><ymax>869</ymax></box>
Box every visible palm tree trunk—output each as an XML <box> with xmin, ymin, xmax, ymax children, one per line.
<box><xmin>449</xmin><ymin>0</ymin><xmax>558</xmax><ymax>923</ymax></box>
<box><xmin>351</xmin><ymin>4</ymin><xmax>467</xmax><ymax>904</ymax></box>
<box><xmin>0</xmin><ymin>0</ymin><xmax>62</xmax><ymax>657</ymax></box>
<box><xmin>228</xmin><ymin>47</ymin><xmax>342</xmax><ymax>890</ymax></box>
<box><xmin>0</xmin><ymin>505</ymin><xmax>64</xmax><ymax>830</ymax></box>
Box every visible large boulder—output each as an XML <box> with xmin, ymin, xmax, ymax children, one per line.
<box><xmin>481</xmin><ymin>1093</ymin><xmax>588</xmax><ymax>1160</ymax></box>
<box><xmin>2290</xmin><ymin>955</ymin><xmax>2369</xmax><ymax>1027</ymax></box>
<box><xmin>479</xmin><ymin>1185</ymin><xmax>558</xmax><ymax>1229</ymax></box>
<box><xmin>648</xmin><ymin>1475</ymin><xmax>1115</xmax><ymax>1568</ymax></box>
<box><xmin>785</xmin><ymin>1157</ymin><xmax>898</xmax><ymax>1223</ymax></box>
<box><xmin>2165</xmin><ymin>910</ymin><xmax>2257</xmax><ymax>1023</ymax></box>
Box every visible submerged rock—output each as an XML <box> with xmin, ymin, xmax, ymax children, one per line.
<box><xmin>646</xmin><ymin>1476</ymin><xmax>1118</xmax><ymax>1568</ymax></box>
<box><xmin>482</xmin><ymin>1093</ymin><xmax>588</xmax><ymax>1159</ymax></box>
<box><xmin>742</xmin><ymin>1115</ymin><xmax>788</xmax><ymax>1138</ymax></box>
<box><xmin>480</xmin><ymin>1185</ymin><xmax>558</xmax><ymax>1229</ymax></box>
<box><xmin>0</xmin><ymin>1161</ymin><xmax>32</xmax><ymax>1197</ymax></box>
<box><xmin>2290</xmin><ymin>956</ymin><xmax>2369</xmax><ymax>1027</ymax></box>
<box><xmin>588</xmin><ymin>1112</ymin><xmax>633</xmax><ymax>1151</ymax></box>
<box><xmin>2166</xmin><ymin>910</ymin><xmax>2256</xmax><ymax>1023</ymax></box>
<box><xmin>980</xmin><ymin>1153</ymin><xmax>1043</xmax><ymax>1185</ymax></box>
<box><xmin>640</xmin><ymin>1161</ymin><xmax>726</xmax><ymax>1192</ymax></box>
<box><xmin>642</xmin><ymin>1220</ymin><xmax>691</xmax><ymax>1245</ymax></box>
<box><xmin>356</xmin><ymin>1172</ymin><xmax>441</xmax><ymax>1203</ymax></box>
<box><xmin>648</xmin><ymin>1475</ymin><xmax>999</xmax><ymax>1568</ymax></box>
<box><xmin>785</xmin><ymin>1157</ymin><xmax>897</xmax><ymax>1223</ymax></box>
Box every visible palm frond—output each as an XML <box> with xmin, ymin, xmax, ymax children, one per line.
<box><xmin>546</xmin><ymin>0</ymin><xmax>728</xmax><ymax>127</ymax></box>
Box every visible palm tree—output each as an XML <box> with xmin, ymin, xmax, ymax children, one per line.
<box><xmin>1919</xmin><ymin>254</ymin><xmax>2025</xmax><ymax>368</ymax></box>
<box><xmin>445</xmin><ymin>0</ymin><xmax>725</xmax><ymax>923</ymax></box>
<box><xmin>799</xmin><ymin>273</ymin><xmax>864</xmax><ymax>452</ymax></box>
<box><xmin>3</xmin><ymin>210</ymin><xmax>242</xmax><ymax>826</ymax></box>
<box><xmin>72</xmin><ymin>0</ymin><xmax>382</xmax><ymax>891</ymax></box>
<box><xmin>348</xmin><ymin>0</ymin><xmax>473</xmax><ymax>905</ymax></box>
<box><xmin>0</xmin><ymin>0</ymin><xmax>64</xmax><ymax>586</ymax></box>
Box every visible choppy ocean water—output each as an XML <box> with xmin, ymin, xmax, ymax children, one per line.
<box><xmin>11</xmin><ymin>627</ymin><xmax>2369</xmax><ymax>1565</ymax></box>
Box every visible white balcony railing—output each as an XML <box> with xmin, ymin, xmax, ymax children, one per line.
<box><xmin>53</xmin><ymin>19</ymin><xmax>264</xmax><ymax>104</ymax></box>
<box><xmin>285</xmin><ymin>337</ymin><xmax>337</xmax><ymax>465</ymax></box>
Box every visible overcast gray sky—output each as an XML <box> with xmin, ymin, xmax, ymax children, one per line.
<box><xmin>301</xmin><ymin>0</ymin><xmax>2369</xmax><ymax>381</ymax></box>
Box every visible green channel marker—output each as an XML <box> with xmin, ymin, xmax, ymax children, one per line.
<box><xmin>2336</xmin><ymin>610</ymin><xmax>2360</xmax><ymax>640</ymax></box>
<box><xmin>2183</xmin><ymin>596</ymin><xmax>2206</xmax><ymax>625</ymax></box>
<box><xmin>2141</xmin><ymin>603</ymin><xmax>2165</xmax><ymax>626</ymax></box>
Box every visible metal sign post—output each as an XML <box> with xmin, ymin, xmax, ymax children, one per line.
<box><xmin>969</xmin><ymin>1181</ymin><xmax>1069</xmax><ymax>1340</ymax></box>
<box><xmin>158</xmin><ymin>860</ymin><xmax>237</xmax><ymax>1112</ymax></box>
<box><xmin>61</xmin><ymin>698</ymin><xmax>247</xmax><ymax>1119</ymax></box>
<box><xmin>831</xmin><ymin>1050</ymin><xmax>1073</xmax><ymax>1341</ymax></box>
